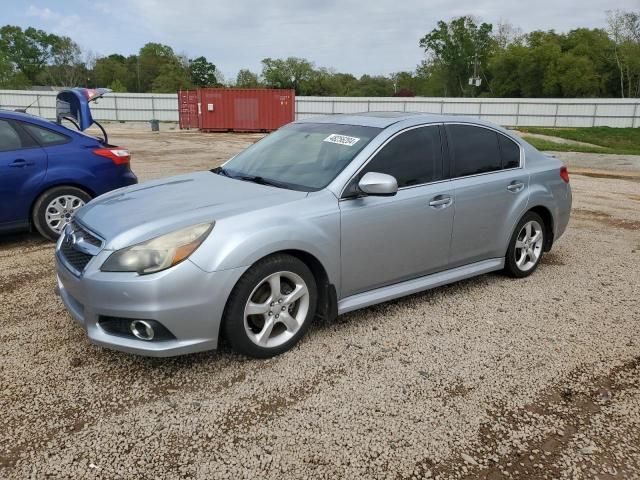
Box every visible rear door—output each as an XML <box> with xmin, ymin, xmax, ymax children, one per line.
<box><xmin>0</xmin><ymin>119</ymin><xmax>47</xmax><ymax>226</ymax></box>
<box><xmin>339</xmin><ymin>125</ymin><xmax>454</xmax><ymax>297</ymax></box>
<box><xmin>446</xmin><ymin>124</ymin><xmax>528</xmax><ymax>267</ymax></box>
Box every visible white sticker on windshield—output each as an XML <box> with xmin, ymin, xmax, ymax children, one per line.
<box><xmin>323</xmin><ymin>134</ymin><xmax>360</xmax><ymax>146</ymax></box>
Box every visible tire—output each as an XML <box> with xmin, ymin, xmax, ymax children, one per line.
<box><xmin>504</xmin><ymin>211</ymin><xmax>546</xmax><ymax>278</ymax></box>
<box><xmin>32</xmin><ymin>186</ymin><xmax>91</xmax><ymax>241</ymax></box>
<box><xmin>223</xmin><ymin>254</ymin><xmax>318</xmax><ymax>358</ymax></box>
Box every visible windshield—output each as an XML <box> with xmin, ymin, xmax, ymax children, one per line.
<box><xmin>219</xmin><ymin>123</ymin><xmax>381</xmax><ymax>191</ymax></box>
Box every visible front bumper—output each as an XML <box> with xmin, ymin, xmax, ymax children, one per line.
<box><xmin>55</xmin><ymin>249</ymin><xmax>246</xmax><ymax>357</ymax></box>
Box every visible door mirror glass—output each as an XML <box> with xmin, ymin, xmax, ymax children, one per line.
<box><xmin>358</xmin><ymin>172</ymin><xmax>398</xmax><ymax>196</ymax></box>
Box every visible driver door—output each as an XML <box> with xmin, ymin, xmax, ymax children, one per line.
<box><xmin>339</xmin><ymin>125</ymin><xmax>454</xmax><ymax>298</ymax></box>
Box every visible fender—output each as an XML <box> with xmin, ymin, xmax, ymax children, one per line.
<box><xmin>189</xmin><ymin>189</ymin><xmax>342</xmax><ymax>291</ymax></box>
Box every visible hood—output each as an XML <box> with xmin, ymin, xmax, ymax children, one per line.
<box><xmin>76</xmin><ymin>171</ymin><xmax>307</xmax><ymax>250</ymax></box>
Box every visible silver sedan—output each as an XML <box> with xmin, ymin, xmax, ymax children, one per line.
<box><xmin>55</xmin><ymin>113</ymin><xmax>572</xmax><ymax>358</ymax></box>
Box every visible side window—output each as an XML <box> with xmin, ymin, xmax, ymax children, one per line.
<box><xmin>448</xmin><ymin>125</ymin><xmax>501</xmax><ymax>177</ymax></box>
<box><xmin>20</xmin><ymin>122</ymin><xmax>68</xmax><ymax>146</ymax></box>
<box><xmin>361</xmin><ymin>126</ymin><xmax>443</xmax><ymax>188</ymax></box>
<box><xmin>0</xmin><ymin>120</ymin><xmax>22</xmax><ymax>152</ymax></box>
<box><xmin>498</xmin><ymin>134</ymin><xmax>521</xmax><ymax>169</ymax></box>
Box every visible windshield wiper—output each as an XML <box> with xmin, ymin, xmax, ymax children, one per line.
<box><xmin>234</xmin><ymin>175</ymin><xmax>285</xmax><ymax>188</ymax></box>
<box><xmin>212</xmin><ymin>167</ymin><xmax>289</xmax><ymax>189</ymax></box>
<box><xmin>211</xmin><ymin>166</ymin><xmax>232</xmax><ymax>177</ymax></box>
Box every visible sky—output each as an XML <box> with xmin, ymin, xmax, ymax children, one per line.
<box><xmin>4</xmin><ymin>0</ymin><xmax>638</xmax><ymax>81</ymax></box>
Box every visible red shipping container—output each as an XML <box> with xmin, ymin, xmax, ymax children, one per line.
<box><xmin>179</xmin><ymin>88</ymin><xmax>295</xmax><ymax>132</ymax></box>
<box><xmin>178</xmin><ymin>90</ymin><xmax>199</xmax><ymax>129</ymax></box>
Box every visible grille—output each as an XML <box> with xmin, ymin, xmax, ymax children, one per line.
<box><xmin>59</xmin><ymin>220</ymin><xmax>103</xmax><ymax>274</ymax></box>
<box><xmin>69</xmin><ymin>219</ymin><xmax>102</xmax><ymax>247</ymax></box>
<box><xmin>60</xmin><ymin>242</ymin><xmax>93</xmax><ymax>272</ymax></box>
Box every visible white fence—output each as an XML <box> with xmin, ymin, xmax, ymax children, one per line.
<box><xmin>1</xmin><ymin>89</ymin><xmax>638</xmax><ymax>128</ymax></box>
<box><xmin>297</xmin><ymin>97</ymin><xmax>640</xmax><ymax>128</ymax></box>
<box><xmin>0</xmin><ymin>89</ymin><xmax>177</xmax><ymax>122</ymax></box>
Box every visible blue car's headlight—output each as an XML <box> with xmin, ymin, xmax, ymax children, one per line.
<box><xmin>101</xmin><ymin>222</ymin><xmax>214</xmax><ymax>274</ymax></box>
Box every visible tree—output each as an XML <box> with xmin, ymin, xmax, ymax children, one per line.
<box><xmin>43</xmin><ymin>35</ymin><xmax>84</xmax><ymax>87</ymax></box>
<box><xmin>351</xmin><ymin>75</ymin><xmax>394</xmax><ymax>96</ymax></box>
<box><xmin>108</xmin><ymin>78</ymin><xmax>127</xmax><ymax>92</ymax></box>
<box><xmin>607</xmin><ymin>10</ymin><xmax>640</xmax><ymax>98</ymax></box>
<box><xmin>189</xmin><ymin>56</ymin><xmax>217</xmax><ymax>86</ymax></box>
<box><xmin>261</xmin><ymin>57</ymin><xmax>314</xmax><ymax>93</ymax></box>
<box><xmin>138</xmin><ymin>42</ymin><xmax>182</xmax><ymax>92</ymax></box>
<box><xmin>552</xmin><ymin>53</ymin><xmax>600</xmax><ymax>97</ymax></box>
<box><xmin>0</xmin><ymin>25</ymin><xmax>61</xmax><ymax>84</ymax></box>
<box><xmin>493</xmin><ymin>21</ymin><xmax>523</xmax><ymax>49</ymax></box>
<box><xmin>151</xmin><ymin>61</ymin><xmax>192</xmax><ymax>92</ymax></box>
<box><xmin>235</xmin><ymin>69</ymin><xmax>261</xmax><ymax>88</ymax></box>
<box><xmin>94</xmin><ymin>54</ymin><xmax>129</xmax><ymax>88</ymax></box>
<box><xmin>419</xmin><ymin>16</ymin><xmax>494</xmax><ymax>96</ymax></box>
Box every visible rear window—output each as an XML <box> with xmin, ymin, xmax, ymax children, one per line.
<box><xmin>21</xmin><ymin>122</ymin><xmax>68</xmax><ymax>146</ymax></box>
<box><xmin>499</xmin><ymin>134</ymin><xmax>521</xmax><ymax>169</ymax></box>
<box><xmin>448</xmin><ymin>125</ymin><xmax>501</xmax><ymax>177</ymax></box>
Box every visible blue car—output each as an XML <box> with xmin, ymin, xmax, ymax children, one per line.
<box><xmin>0</xmin><ymin>88</ymin><xmax>137</xmax><ymax>240</ymax></box>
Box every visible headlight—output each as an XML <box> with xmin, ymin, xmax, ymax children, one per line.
<box><xmin>101</xmin><ymin>222</ymin><xmax>214</xmax><ymax>274</ymax></box>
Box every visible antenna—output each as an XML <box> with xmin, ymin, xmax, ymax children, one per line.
<box><xmin>15</xmin><ymin>96</ymin><xmax>39</xmax><ymax>113</ymax></box>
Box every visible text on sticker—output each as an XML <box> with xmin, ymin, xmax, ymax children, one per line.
<box><xmin>323</xmin><ymin>134</ymin><xmax>360</xmax><ymax>146</ymax></box>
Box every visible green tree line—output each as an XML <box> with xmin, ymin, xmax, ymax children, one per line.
<box><xmin>1</xmin><ymin>9</ymin><xmax>638</xmax><ymax>97</ymax></box>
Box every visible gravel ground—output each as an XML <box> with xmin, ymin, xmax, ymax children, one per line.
<box><xmin>1</xmin><ymin>129</ymin><xmax>639</xmax><ymax>479</ymax></box>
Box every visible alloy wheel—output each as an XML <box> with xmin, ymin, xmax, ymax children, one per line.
<box><xmin>243</xmin><ymin>271</ymin><xmax>310</xmax><ymax>349</ymax></box>
<box><xmin>514</xmin><ymin>220</ymin><xmax>544</xmax><ymax>272</ymax></box>
<box><xmin>45</xmin><ymin>195</ymin><xmax>85</xmax><ymax>234</ymax></box>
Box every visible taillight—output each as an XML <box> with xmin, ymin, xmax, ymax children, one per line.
<box><xmin>560</xmin><ymin>166</ymin><xmax>569</xmax><ymax>183</ymax></box>
<box><xmin>93</xmin><ymin>148</ymin><xmax>130</xmax><ymax>165</ymax></box>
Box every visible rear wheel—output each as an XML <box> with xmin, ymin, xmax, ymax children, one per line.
<box><xmin>223</xmin><ymin>254</ymin><xmax>317</xmax><ymax>358</ymax></box>
<box><xmin>32</xmin><ymin>186</ymin><xmax>91</xmax><ymax>241</ymax></box>
<box><xmin>504</xmin><ymin>211</ymin><xmax>546</xmax><ymax>278</ymax></box>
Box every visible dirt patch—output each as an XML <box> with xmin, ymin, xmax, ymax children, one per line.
<box><xmin>404</xmin><ymin>358</ymin><xmax>640</xmax><ymax>480</ymax></box>
<box><xmin>572</xmin><ymin>169</ymin><xmax>640</xmax><ymax>182</ymax></box>
<box><xmin>541</xmin><ymin>252</ymin><xmax>566</xmax><ymax>266</ymax></box>
<box><xmin>572</xmin><ymin>208</ymin><xmax>640</xmax><ymax>231</ymax></box>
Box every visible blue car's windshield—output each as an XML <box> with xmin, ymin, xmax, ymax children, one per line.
<box><xmin>217</xmin><ymin>123</ymin><xmax>381</xmax><ymax>191</ymax></box>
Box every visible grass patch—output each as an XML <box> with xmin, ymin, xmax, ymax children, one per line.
<box><xmin>518</xmin><ymin>127</ymin><xmax>640</xmax><ymax>155</ymax></box>
<box><xmin>522</xmin><ymin>137</ymin><xmax>614</xmax><ymax>154</ymax></box>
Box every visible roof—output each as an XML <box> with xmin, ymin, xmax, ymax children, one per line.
<box><xmin>0</xmin><ymin>108</ymin><xmax>51</xmax><ymax>123</ymax></box>
<box><xmin>295</xmin><ymin>112</ymin><xmax>505</xmax><ymax>130</ymax></box>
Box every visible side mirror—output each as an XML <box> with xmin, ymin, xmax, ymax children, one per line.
<box><xmin>358</xmin><ymin>172</ymin><xmax>398</xmax><ymax>197</ymax></box>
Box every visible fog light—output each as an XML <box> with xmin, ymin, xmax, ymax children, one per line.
<box><xmin>130</xmin><ymin>320</ymin><xmax>155</xmax><ymax>341</ymax></box>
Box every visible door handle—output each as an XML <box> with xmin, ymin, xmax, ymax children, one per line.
<box><xmin>9</xmin><ymin>159</ymin><xmax>34</xmax><ymax>168</ymax></box>
<box><xmin>507</xmin><ymin>182</ymin><xmax>525</xmax><ymax>193</ymax></box>
<box><xmin>429</xmin><ymin>195</ymin><xmax>452</xmax><ymax>208</ymax></box>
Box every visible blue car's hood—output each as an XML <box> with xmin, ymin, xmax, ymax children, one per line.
<box><xmin>76</xmin><ymin>171</ymin><xmax>307</xmax><ymax>250</ymax></box>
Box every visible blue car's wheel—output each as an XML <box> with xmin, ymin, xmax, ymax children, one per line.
<box><xmin>32</xmin><ymin>186</ymin><xmax>91</xmax><ymax>241</ymax></box>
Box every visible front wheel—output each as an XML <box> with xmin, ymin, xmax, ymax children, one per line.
<box><xmin>32</xmin><ymin>186</ymin><xmax>91</xmax><ymax>241</ymax></box>
<box><xmin>504</xmin><ymin>212</ymin><xmax>546</xmax><ymax>278</ymax></box>
<box><xmin>223</xmin><ymin>254</ymin><xmax>317</xmax><ymax>358</ymax></box>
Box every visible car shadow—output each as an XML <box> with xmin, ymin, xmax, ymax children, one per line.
<box><xmin>0</xmin><ymin>231</ymin><xmax>50</xmax><ymax>249</ymax></box>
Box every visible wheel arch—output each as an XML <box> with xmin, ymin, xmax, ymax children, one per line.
<box><xmin>527</xmin><ymin>205</ymin><xmax>554</xmax><ymax>252</ymax></box>
<box><xmin>29</xmin><ymin>182</ymin><xmax>95</xmax><ymax>227</ymax></box>
<box><xmin>222</xmin><ymin>248</ymin><xmax>338</xmax><ymax>341</ymax></box>
<box><xmin>277</xmin><ymin>249</ymin><xmax>338</xmax><ymax>324</ymax></box>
